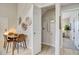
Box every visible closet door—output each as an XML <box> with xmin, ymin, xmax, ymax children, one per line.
<box><xmin>0</xmin><ymin>17</ymin><xmax>8</xmax><ymax>40</ymax></box>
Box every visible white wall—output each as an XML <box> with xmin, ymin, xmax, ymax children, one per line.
<box><xmin>17</xmin><ymin>4</ymin><xmax>42</xmax><ymax>54</ymax></box>
<box><xmin>17</xmin><ymin>3</ymin><xmax>33</xmax><ymax>50</ymax></box>
<box><xmin>0</xmin><ymin>3</ymin><xmax>17</xmax><ymax>29</ymax></box>
<box><xmin>42</xmin><ymin>8</ymin><xmax>55</xmax><ymax>46</ymax></box>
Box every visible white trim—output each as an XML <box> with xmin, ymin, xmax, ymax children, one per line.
<box><xmin>42</xmin><ymin>42</ymin><xmax>55</xmax><ymax>47</ymax></box>
<box><xmin>55</xmin><ymin>3</ymin><xmax>61</xmax><ymax>55</ymax></box>
<box><xmin>35</xmin><ymin>4</ymin><xmax>55</xmax><ymax>8</ymax></box>
<box><xmin>62</xmin><ymin>8</ymin><xmax>79</xmax><ymax>13</ymax></box>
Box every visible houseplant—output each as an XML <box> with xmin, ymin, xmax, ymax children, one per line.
<box><xmin>64</xmin><ymin>24</ymin><xmax>71</xmax><ymax>38</ymax></box>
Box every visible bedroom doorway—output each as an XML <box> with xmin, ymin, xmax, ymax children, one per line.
<box><xmin>41</xmin><ymin>5</ymin><xmax>55</xmax><ymax>55</ymax></box>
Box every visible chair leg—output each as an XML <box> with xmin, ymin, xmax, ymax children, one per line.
<box><xmin>6</xmin><ymin>43</ymin><xmax>9</xmax><ymax>53</ymax></box>
<box><xmin>24</xmin><ymin>41</ymin><xmax>27</xmax><ymax>48</ymax></box>
<box><xmin>3</xmin><ymin>40</ymin><xmax>7</xmax><ymax>48</ymax></box>
<box><xmin>12</xmin><ymin>41</ymin><xmax>16</xmax><ymax>55</ymax></box>
<box><xmin>17</xmin><ymin>43</ymin><xmax>19</xmax><ymax>54</ymax></box>
<box><xmin>23</xmin><ymin>41</ymin><xmax>25</xmax><ymax>49</ymax></box>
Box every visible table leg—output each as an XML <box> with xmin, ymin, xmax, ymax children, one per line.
<box><xmin>17</xmin><ymin>43</ymin><xmax>19</xmax><ymax>54</ymax></box>
<box><xmin>6</xmin><ymin>43</ymin><xmax>9</xmax><ymax>53</ymax></box>
<box><xmin>24</xmin><ymin>40</ymin><xmax>27</xmax><ymax>48</ymax></box>
<box><xmin>12</xmin><ymin>41</ymin><xmax>16</xmax><ymax>55</ymax></box>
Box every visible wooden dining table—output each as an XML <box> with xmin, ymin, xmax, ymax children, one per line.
<box><xmin>4</xmin><ymin>33</ymin><xmax>19</xmax><ymax>55</ymax></box>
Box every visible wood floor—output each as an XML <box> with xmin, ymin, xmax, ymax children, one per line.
<box><xmin>0</xmin><ymin>40</ymin><xmax>32</xmax><ymax>55</ymax></box>
<box><xmin>0</xmin><ymin>40</ymin><xmax>54</xmax><ymax>55</ymax></box>
<box><xmin>38</xmin><ymin>44</ymin><xmax>55</xmax><ymax>55</ymax></box>
<box><xmin>60</xmin><ymin>38</ymin><xmax>79</xmax><ymax>55</ymax></box>
<box><xmin>1</xmin><ymin>39</ymin><xmax>79</xmax><ymax>55</ymax></box>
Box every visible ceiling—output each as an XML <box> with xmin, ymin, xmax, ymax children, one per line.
<box><xmin>41</xmin><ymin>4</ymin><xmax>55</xmax><ymax>15</ymax></box>
<box><xmin>39</xmin><ymin>3</ymin><xmax>77</xmax><ymax>15</ymax></box>
<box><xmin>34</xmin><ymin>3</ymin><xmax>73</xmax><ymax>8</ymax></box>
<box><xmin>34</xmin><ymin>3</ymin><xmax>54</xmax><ymax>8</ymax></box>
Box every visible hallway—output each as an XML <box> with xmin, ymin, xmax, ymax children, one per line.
<box><xmin>61</xmin><ymin>38</ymin><xmax>79</xmax><ymax>55</ymax></box>
<box><xmin>38</xmin><ymin>44</ymin><xmax>55</xmax><ymax>55</ymax></box>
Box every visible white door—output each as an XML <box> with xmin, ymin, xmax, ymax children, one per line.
<box><xmin>42</xmin><ymin>19</ymin><xmax>50</xmax><ymax>45</ymax></box>
<box><xmin>33</xmin><ymin>5</ymin><xmax>41</xmax><ymax>54</ymax></box>
<box><xmin>50</xmin><ymin>20</ymin><xmax>55</xmax><ymax>46</ymax></box>
<box><xmin>0</xmin><ymin>17</ymin><xmax>8</xmax><ymax>40</ymax></box>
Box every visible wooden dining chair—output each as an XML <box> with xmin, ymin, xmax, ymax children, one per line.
<box><xmin>16</xmin><ymin>34</ymin><xmax>27</xmax><ymax>53</ymax></box>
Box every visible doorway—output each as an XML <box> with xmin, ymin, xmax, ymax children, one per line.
<box><xmin>61</xmin><ymin>9</ymin><xmax>79</xmax><ymax>55</ymax></box>
<box><xmin>40</xmin><ymin>5</ymin><xmax>55</xmax><ymax>55</ymax></box>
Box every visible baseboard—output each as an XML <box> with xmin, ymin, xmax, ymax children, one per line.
<box><xmin>42</xmin><ymin>42</ymin><xmax>55</xmax><ymax>47</ymax></box>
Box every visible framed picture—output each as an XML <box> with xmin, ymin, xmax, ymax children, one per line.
<box><xmin>21</xmin><ymin>22</ymin><xmax>28</xmax><ymax>31</ymax></box>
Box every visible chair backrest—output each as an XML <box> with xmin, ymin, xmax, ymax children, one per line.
<box><xmin>19</xmin><ymin>34</ymin><xmax>26</xmax><ymax>39</ymax></box>
<box><xmin>16</xmin><ymin>34</ymin><xmax>27</xmax><ymax>42</ymax></box>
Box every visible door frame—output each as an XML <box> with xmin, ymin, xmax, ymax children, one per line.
<box><xmin>61</xmin><ymin>8</ymin><xmax>79</xmax><ymax>54</ymax></box>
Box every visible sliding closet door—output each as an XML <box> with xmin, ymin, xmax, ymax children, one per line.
<box><xmin>0</xmin><ymin>17</ymin><xmax>8</xmax><ymax>40</ymax></box>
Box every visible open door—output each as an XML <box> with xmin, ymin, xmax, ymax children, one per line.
<box><xmin>33</xmin><ymin>5</ymin><xmax>41</xmax><ymax>54</ymax></box>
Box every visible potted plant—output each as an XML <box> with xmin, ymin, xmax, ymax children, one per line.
<box><xmin>64</xmin><ymin>24</ymin><xmax>71</xmax><ymax>38</ymax></box>
<box><xmin>64</xmin><ymin>24</ymin><xmax>70</xmax><ymax>31</ymax></box>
